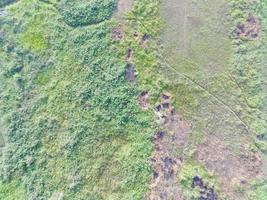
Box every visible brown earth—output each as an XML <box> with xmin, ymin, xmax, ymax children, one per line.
<box><xmin>112</xmin><ymin>26</ymin><xmax>124</xmax><ymax>41</ymax></box>
<box><xmin>125</xmin><ymin>63</ymin><xmax>136</xmax><ymax>83</ymax></box>
<box><xmin>115</xmin><ymin>0</ymin><xmax>133</xmax><ymax>17</ymax></box>
<box><xmin>235</xmin><ymin>14</ymin><xmax>260</xmax><ymax>39</ymax></box>
<box><xmin>192</xmin><ymin>176</ymin><xmax>218</xmax><ymax>200</ymax></box>
<box><xmin>149</xmin><ymin>93</ymin><xmax>191</xmax><ymax>200</ymax></box>
<box><xmin>195</xmin><ymin>135</ymin><xmax>263</xmax><ymax>196</ymax></box>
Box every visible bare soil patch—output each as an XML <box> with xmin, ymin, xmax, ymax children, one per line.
<box><xmin>235</xmin><ymin>14</ymin><xmax>260</xmax><ymax>39</ymax></box>
<box><xmin>138</xmin><ymin>91</ymin><xmax>149</xmax><ymax>110</ymax></box>
<box><xmin>192</xmin><ymin>176</ymin><xmax>218</xmax><ymax>200</ymax></box>
<box><xmin>140</xmin><ymin>34</ymin><xmax>150</xmax><ymax>48</ymax></box>
<box><xmin>149</xmin><ymin>93</ymin><xmax>191</xmax><ymax>200</ymax></box>
<box><xmin>125</xmin><ymin>63</ymin><xmax>136</xmax><ymax>83</ymax></box>
<box><xmin>126</xmin><ymin>48</ymin><xmax>133</xmax><ymax>61</ymax></box>
<box><xmin>115</xmin><ymin>0</ymin><xmax>133</xmax><ymax>17</ymax></box>
<box><xmin>112</xmin><ymin>26</ymin><xmax>124</xmax><ymax>40</ymax></box>
<box><xmin>195</xmin><ymin>135</ymin><xmax>263</xmax><ymax>195</ymax></box>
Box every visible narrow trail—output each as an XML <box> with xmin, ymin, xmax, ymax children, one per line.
<box><xmin>128</xmin><ymin>14</ymin><xmax>251</xmax><ymax>134</ymax></box>
<box><xmin>183</xmin><ymin>1</ymin><xmax>188</xmax><ymax>54</ymax></box>
<box><xmin>127</xmin><ymin>4</ymin><xmax>267</xmax><ymax>137</ymax></box>
<box><xmin>99</xmin><ymin>0</ymin><xmax>263</xmax><ymax>139</ymax></box>
<box><xmin>157</xmin><ymin>53</ymin><xmax>250</xmax><ymax>131</ymax></box>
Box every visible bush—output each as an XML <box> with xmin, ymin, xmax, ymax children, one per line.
<box><xmin>58</xmin><ymin>0</ymin><xmax>116</xmax><ymax>27</ymax></box>
<box><xmin>0</xmin><ymin>0</ymin><xmax>16</xmax><ymax>7</ymax></box>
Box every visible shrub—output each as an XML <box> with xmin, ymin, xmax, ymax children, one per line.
<box><xmin>58</xmin><ymin>0</ymin><xmax>116</xmax><ymax>27</ymax></box>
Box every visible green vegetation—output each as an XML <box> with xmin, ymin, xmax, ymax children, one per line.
<box><xmin>58</xmin><ymin>0</ymin><xmax>117</xmax><ymax>27</ymax></box>
<box><xmin>0</xmin><ymin>0</ymin><xmax>160</xmax><ymax>199</ymax></box>
<box><xmin>0</xmin><ymin>181</ymin><xmax>26</xmax><ymax>200</ymax></box>
<box><xmin>158</xmin><ymin>0</ymin><xmax>267</xmax><ymax>199</ymax></box>
<box><xmin>0</xmin><ymin>0</ymin><xmax>16</xmax><ymax>7</ymax></box>
<box><xmin>178</xmin><ymin>160</ymin><xmax>221</xmax><ymax>200</ymax></box>
<box><xmin>0</xmin><ymin>0</ymin><xmax>266</xmax><ymax>199</ymax></box>
<box><xmin>247</xmin><ymin>181</ymin><xmax>267</xmax><ymax>200</ymax></box>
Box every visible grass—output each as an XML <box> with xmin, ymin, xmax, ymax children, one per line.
<box><xmin>0</xmin><ymin>0</ymin><xmax>161</xmax><ymax>199</ymax></box>
<box><xmin>177</xmin><ymin>159</ymin><xmax>222</xmax><ymax>200</ymax></box>
<box><xmin>0</xmin><ymin>0</ymin><xmax>266</xmax><ymax>199</ymax></box>
<box><xmin>58</xmin><ymin>0</ymin><xmax>117</xmax><ymax>27</ymax></box>
<box><xmin>158</xmin><ymin>0</ymin><xmax>267</xmax><ymax>199</ymax></box>
<box><xmin>0</xmin><ymin>181</ymin><xmax>26</xmax><ymax>200</ymax></box>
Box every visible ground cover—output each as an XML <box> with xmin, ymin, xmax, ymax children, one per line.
<box><xmin>0</xmin><ymin>0</ymin><xmax>266</xmax><ymax>199</ymax></box>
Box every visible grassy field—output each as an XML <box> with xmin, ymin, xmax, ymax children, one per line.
<box><xmin>0</xmin><ymin>0</ymin><xmax>266</xmax><ymax>199</ymax></box>
<box><xmin>158</xmin><ymin>0</ymin><xmax>267</xmax><ymax>199</ymax></box>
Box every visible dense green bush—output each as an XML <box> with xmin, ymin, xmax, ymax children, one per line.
<box><xmin>0</xmin><ymin>0</ymin><xmax>159</xmax><ymax>199</ymax></box>
<box><xmin>58</xmin><ymin>0</ymin><xmax>117</xmax><ymax>27</ymax></box>
<box><xmin>0</xmin><ymin>0</ymin><xmax>16</xmax><ymax>7</ymax></box>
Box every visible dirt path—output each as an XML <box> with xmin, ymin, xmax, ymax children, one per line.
<box><xmin>114</xmin><ymin>0</ymin><xmax>133</xmax><ymax>19</ymax></box>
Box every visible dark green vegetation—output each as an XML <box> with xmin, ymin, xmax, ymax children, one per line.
<box><xmin>0</xmin><ymin>0</ymin><xmax>16</xmax><ymax>8</ymax></box>
<box><xmin>58</xmin><ymin>0</ymin><xmax>117</xmax><ymax>27</ymax></box>
<box><xmin>0</xmin><ymin>0</ymin><xmax>160</xmax><ymax>199</ymax></box>
<box><xmin>0</xmin><ymin>0</ymin><xmax>267</xmax><ymax>199</ymax></box>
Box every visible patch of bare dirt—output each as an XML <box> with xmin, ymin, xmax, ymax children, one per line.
<box><xmin>235</xmin><ymin>14</ymin><xmax>260</xmax><ymax>39</ymax></box>
<box><xmin>49</xmin><ymin>192</ymin><xmax>64</xmax><ymax>200</ymax></box>
<box><xmin>140</xmin><ymin>34</ymin><xmax>150</xmax><ymax>48</ymax></box>
<box><xmin>126</xmin><ymin>48</ymin><xmax>133</xmax><ymax>61</ymax></box>
<box><xmin>139</xmin><ymin>91</ymin><xmax>149</xmax><ymax>110</ymax></box>
<box><xmin>149</xmin><ymin>93</ymin><xmax>191</xmax><ymax>200</ymax></box>
<box><xmin>116</xmin><ymin>0</ymin><xmax>133</xmax><ymax>16</ymax></box>
<box><xmin>125</xmin><ymin>63</ymin><xmax>136</xmax><ymax>83</ymax></box>
<box><xmin>112</xmin><ymin>26</ymin><xmax>124</xmax><ymax>40</ymax></box>
<box><xmin>195</xmin><ymin>135</ymin><xmax>263</xmax><ymax>195</ymax></box>
<box><xmin>192</xmin><ymin>176</ymin><xmax>217</xmax><ymax>200</ymax></box>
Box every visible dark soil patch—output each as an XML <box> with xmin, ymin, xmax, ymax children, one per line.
<box><xmin>140</xmin><ymin>34</ymin><xmax>150</xmax><ymax>48</ymax></box>
<box><xmin>192</xmin><ymin>176</ymin><xmax>204</xmax><ymax>188</ymax></box>
<box><xmin>155</xmin><ymin>104</ymin><xmax>162</xmax><ymax>112</ymax></box>
<box><xmin>125</xmin><ymin>63</ymin><xmax>136</xmax><ymax>83</ymax></box>
<box><xmin>192</xmin><ymin>176</ymin><xmax>218</xmax><ymax>200</ymax></box>
<box><xmin>142</xmin><ymin>34</ymin><xmax>150</xmax><ymax>41</ymax></box>
<box><xmin>235</xmin><ymin>14</ymin><xmax>260</xmax><ymax>39</ymax></box>
<box><xmin>162</xmin><ymin>93</ymin><xmax>171</xmax><ymax>100</ymax></box>
<box><xmin>154</xmin><ymin>131</ymin><xmax>165</xmax><ymax>141</ymax></box>
<box><xmin>112</xmin><ymin>27</ymin><xmax>123</xmax><ymax>40</ymax></box>
<box><xmin>138</xmin><ymin>91</ymin><xmax>149</xmax><ymax>110</ymax></box>
<box><xmin>126</xmin><ymin>48</ymin><xmax>133</xmax><ymax>61</ymax></box>
<box><xmin>133</xmin><ymin>31</ymin><xmax>139</xmax><ymax>38</ymax></box>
